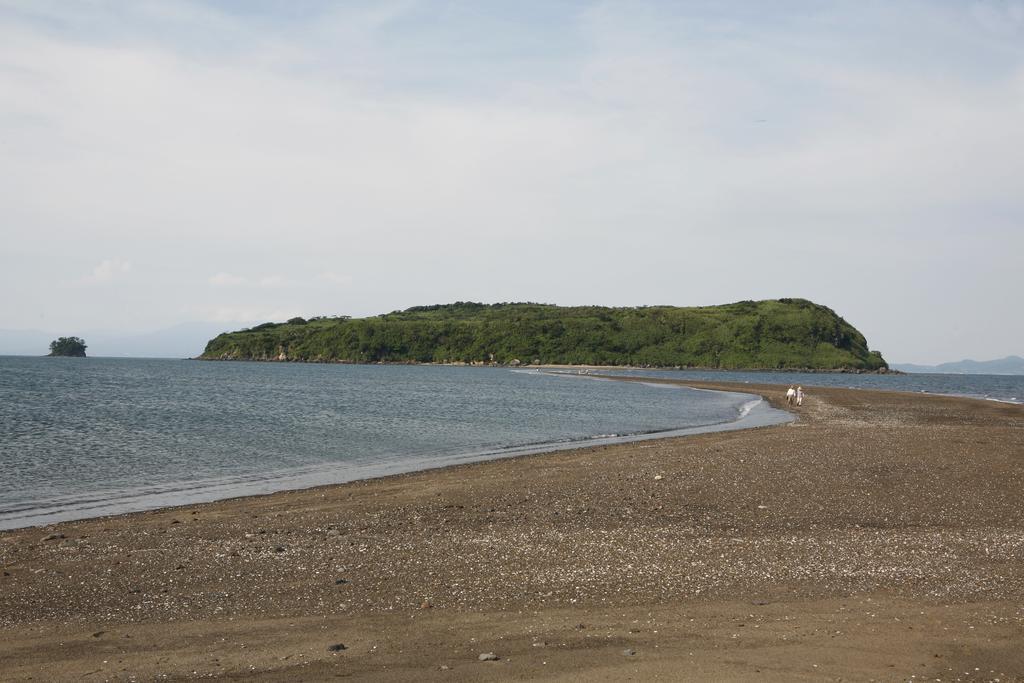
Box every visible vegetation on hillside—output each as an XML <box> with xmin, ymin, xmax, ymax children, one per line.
<box><xmin>199</xmin><ymin>300</ymin><xmax>887</xmax><ymax>370</ymax></box>
<box><xmin>48</xmin><ymin>336</ymin><xmax>87</xmax><ymax>357</ymax></box>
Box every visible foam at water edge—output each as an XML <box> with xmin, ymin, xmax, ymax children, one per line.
<box><xmin>738</xmin><ymin>398</ymin><xmax>762</xmax><ymax>418</ymax></box>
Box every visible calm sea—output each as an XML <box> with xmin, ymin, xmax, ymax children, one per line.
<box><xmin>0</xmin><ymin>357</ymin><xmax>786</xmax><ymax>530</ymax></box>
<box><xmin>593</xmin><ymin>368</ymin><xmax>1024</xmax><ymax>404</ymax></box>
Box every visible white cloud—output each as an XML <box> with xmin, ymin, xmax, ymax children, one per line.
<box><xmin>1</xmin><ymin>2</ymin><xmax>1022</xmax><ymax>362</ymax></box>
<box><xmin>82</xmin><ymin>259</ymin><xmax>132</xmax><ymax>284</ymax></box>
<box><xmin>208</xmin><ymin>272</ymin><xmax>247</xmax><ymax>287</ymax></box>
<box><xmin>208</xmin><ymin>273</ymin><xmax>291</xmax><ymax>288</ymax></box>
<box><xmin>193</xmin><ymin>306</ymin><xmax>301</xmax><ymax>324</ymax></box>
<box><xmin>319</xmin><ymin>272</ymin><xmax>353</xmax><ymax>286</ymax></box>
<box><xmin>257</xmin><ymin>275</ymin><xmax>288</xmax><ymax>288</ymax></box>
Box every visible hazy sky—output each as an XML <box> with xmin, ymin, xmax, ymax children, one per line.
<box><xmin>1</xmin><ymin>1</ymin><xmax>1022</xmax><ymax>364</ymax></box>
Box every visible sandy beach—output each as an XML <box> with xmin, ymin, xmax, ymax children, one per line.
<box><xmin>1</xmin><ymin>380</ymin><xmax>1023</xmax><ymax>681</ymax></box>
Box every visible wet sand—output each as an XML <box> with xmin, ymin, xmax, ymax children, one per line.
<box><xmin>1</xmin><ymin>381</ymin><xmax>1023</xmax><ymax>681</ymax></box>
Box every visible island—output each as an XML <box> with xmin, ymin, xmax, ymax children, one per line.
<box><xmin>48</xmin><ymin>336</ymin><xmax>87</xmax><ymax>357</ymax></box>
<box><xmin>199</xmin><ymin>298</ymin><xmax>888</xmax><ymax>370</ymax></box>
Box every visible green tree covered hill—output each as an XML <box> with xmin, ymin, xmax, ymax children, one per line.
<box><xmin>48</xmin><ymin>336</ymin><xmax>87</xmax><ymax>357</ymax></box>
<box><xmin>199</xmin><ymin>299</ymin><xmax>887</xmax><ymax>370</ymax></box>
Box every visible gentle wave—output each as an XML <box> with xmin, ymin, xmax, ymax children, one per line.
<box><xmin>738</xmin><ymin>398</ymin><xmax>762</xmax><ymax>418</ymax></box>
<box><xmin>0</xmin><ymin>358</ymin><xmax>791</xmax><ymax>530</ymax></box>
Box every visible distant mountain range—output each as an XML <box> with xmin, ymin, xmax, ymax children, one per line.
<box><xmin>892</xmin><ymin>356</ymin><xmax>1024</xmax><ymax>375</ymax></box>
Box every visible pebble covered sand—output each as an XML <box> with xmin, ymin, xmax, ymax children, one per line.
<box><xmin>1</xmin><ymin>380</ymin><xmax>1022</xmax><ymax>681</ymax></box>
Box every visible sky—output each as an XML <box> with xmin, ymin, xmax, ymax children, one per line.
<box><xmin>1</xmin><ymin>0</ymin><xmax>1022</xmax><ymax>364</ymax></box>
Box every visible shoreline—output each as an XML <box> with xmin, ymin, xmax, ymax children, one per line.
<box><xmin>194</xmin><ymin>355</ymin><xmax>899</xmax><ymax>374</ymax></box>
<box><xmin>2</xmin><ymin>382</ymin><xmax>1022</xmax><ymax>681</ymax></box>
<box><xmin>0</xmin><ymin>383</ymin><xmax>790</xmax><ymax>533</ymax></box>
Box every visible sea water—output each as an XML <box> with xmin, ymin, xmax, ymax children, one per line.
<box><xmin>0</xmin><ymin>358</ymin><xmax>785</xmax><ymax>530</ymax></box>
<box><xmin>592</xmin><ymin>368</ymin><xmax>1024</xmax><ymax>405</ymax></box>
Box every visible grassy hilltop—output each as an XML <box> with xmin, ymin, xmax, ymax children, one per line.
<box><xmin>199</xmin><ymin>299</ymin><xmax>887</xmax><ymax>371</ymax></box>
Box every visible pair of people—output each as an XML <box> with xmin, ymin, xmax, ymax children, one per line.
<box><xmin>785</xmin><ymin>385</ymin><xmax>804</xmax><ymax>406</ymax></box>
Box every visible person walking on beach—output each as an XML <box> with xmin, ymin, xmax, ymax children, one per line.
<box><xmin>796</xmin><ymin>386</ymin><xmax>804</xmax><ymax>406</ymax></box>
<box><xmin>786</xmin><ymin>385</ymin><xmax>796</xmax><ymax>405</ymax></box>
